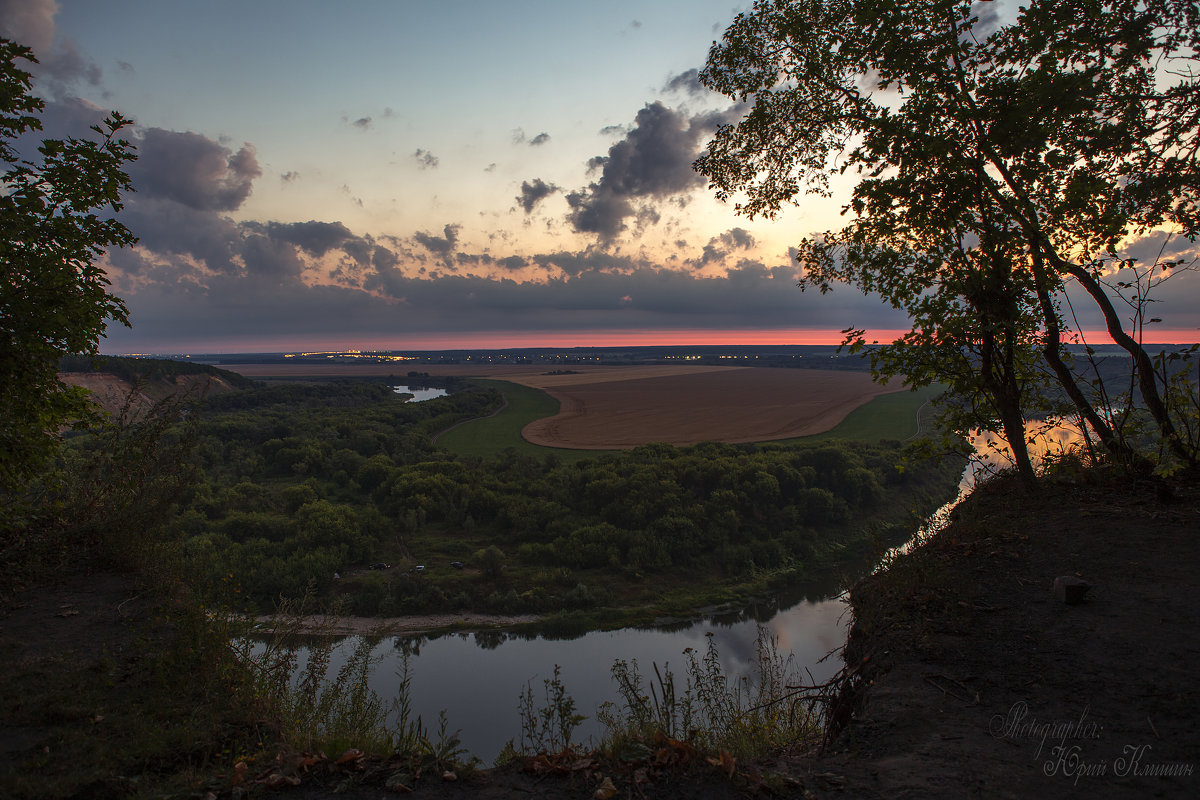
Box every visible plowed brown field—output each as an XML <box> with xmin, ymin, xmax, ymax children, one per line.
<box><xmin>225</xmin><ymin>363</ymin><xmax>896</xmax><ymax>448</ymax></box>
<box><xmin>518</xmin><ymin>367</ymin><xmax>894</xmax><ymax>448</ymax></box>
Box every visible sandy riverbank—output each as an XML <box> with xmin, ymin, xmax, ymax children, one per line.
<box><xmin>251</xmin><ymin>611</ymin><xmax>541</xmax><ymax>637</ymax></box>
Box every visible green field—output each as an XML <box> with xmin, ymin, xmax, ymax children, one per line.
<box><xmin>433</xmin><ymin>379</ymin><xmax>611</xmax><ymax>461</ymax></box>
<box><xmin>782</xmin><ymin>384</ymin><xmax>941</xmax><ymax>444</ymax></box>
<box><xmin>434</xmin><ymin>378</ymin><xmax>943</xmax><ymax>459</ymax></box>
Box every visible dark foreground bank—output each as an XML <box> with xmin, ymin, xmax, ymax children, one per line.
<box><xmin>816</xmin><ymin>469</ymin><xmax>1199</xmax><ymax>799</ymax></box>
<box><xmin>4</xmin><ymin>468</ymin><xmax>1196</xmax><ymax>799</ymax></box>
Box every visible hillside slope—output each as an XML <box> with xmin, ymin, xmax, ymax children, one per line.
<box><xmin>810</xmin><ymin>470</ymin><xmax>1199</xmax><ymax>798</ymax></box>
<box><xmin>57</xmin><ymin>356</ymin><xmax>251</xmax><ymax>417</ymax></box>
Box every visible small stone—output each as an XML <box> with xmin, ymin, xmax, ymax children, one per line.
<box><xmin>385</xmin><ymin>772</ymin><xmax>413</xmax><ymax>792</ymax></box>
<box><xmin>1054</xmin><ymin>576</ymin><xmax>1091</xmax><ymax>604</ymax></box>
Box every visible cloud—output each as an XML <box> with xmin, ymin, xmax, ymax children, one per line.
<box><xmin>566</xmin><ymin>102</ymin><xmax>739</xmax><ymax>240</ymax></box>
<box><xmin>280</xmin><ymin>170</ymin><xmax>300</xmax><ymax>183</ymax></box>
<box><xmin>413</xmin><ymin>223</ymin><xmax>460</xmax><ymax>257</ymax></box>
<box><xmin>413</xmin><ymin>148</ymin><xmax>439</xmax><ymax>169</ymax></box>
<box><xmin>969</xmin><ymin>1</ymin><xmax>1005</xmax><ymax>39</ymax></box>
<box><xmin>698</xmin><ymin>227</ymin><xmax>756</xmax><ymax>266</ymax></box>
<box><xmin>351</xmin><ymin>116</ymin><xmax>372</xmax><ymax>129</ymax></box>
<box><xmin>565</xmin><ymin>188</ymin><xmax>634</xmax><ymax>240</ymax></box>
<box><xmin>1119</xmin><ymin>231</ymin><xmax>1200</xmax><ymax>271</ymax></box>
<box><xmin>663</xmin><ymin>68</ymin><xmax>706</xmax><ymax>97</ymax></box>
<box><xmin>372</xmin><ymin>245</ymin><xmax>399</xmax><ymax>271</ymax></box>
<box><xmin>262</xmin><ymin>220</ymin><xmax>356</xmax><ymax>256</ymax></box>
<box><xmin>0</xmin><ymin>1</ymin><xmax>107</xmax><ymax>97</ymax></box>
<box><xmin>128</xmin><ymin>129</ymin><xmax>261</xmax><ymax>211</ymax></box>
<box><xmin>118</xmin><ymin>197</ymin><xmax>244</xmax><ymax>274</ymax></box>
<box><xmin>530</xmin><ymin>249</ymin><xmax>641</xmax><ymax>278</ymax></box>
<box><xmin>516</xmin><ymin>178</ymin><xmax>559</xmax><ymax>214</ymax></box>
<box><xmin>510</xmin><ymin>129</ymin><xmax>550</xmax><ymax>147</ymax></box>
<box><xmin>39</xmin><ymin>37</ymin><xmax>101</xmax><ymax>89</ymax></box>
<box><xmin>26</xmin><ymin>95</ymin><xmax>107</xmax><ymax>146</ymax></box>
<box><xmin>0</xmin><ymin>0</ymin><xmax>56</xmax><ymax>53</ymax></box>
<box><xmin>103</xmin><ymin>236</ymin><xmax>921</xmax><ymax>352</ymax></box>
<box><xmin>495</xmin><ymin>255</ymin><xmax>528</xmax><ymax>271</ymax></box>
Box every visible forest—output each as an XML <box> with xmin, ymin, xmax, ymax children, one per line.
<box><xmin>132</xmin><ymin>377</ymin><xmax>965</xmax><ymax>626</ymax></box>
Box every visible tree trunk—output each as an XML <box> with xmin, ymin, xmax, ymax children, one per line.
<box><xmin>982</xmin><ymin>335</ymin><xmax>1038</xmax><ymax>488</ymax></box>
<box><xmin>1026</xmin><ymin>254</ymin><xmax>1131</xmax><ymax>459</ymax></box>
<box><xmin>1052</xmin><ymin>255</ymin><xmax>1195</xmax><ymax>466</ymax></box>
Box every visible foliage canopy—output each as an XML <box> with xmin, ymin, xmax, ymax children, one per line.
<box><xmin>696</xmin><ymin>0</ymin><xmax>1200</xmax><ymax>477</ymax></box>
<box><xmin>1</xmin><ymin>39</ymin><xmax>137</xmax><ymax>493</ymax></box>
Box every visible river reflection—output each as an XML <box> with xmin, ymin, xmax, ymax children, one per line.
<box><xmin>299</xmin><ymin>419</ymin><xmax>1089</xmax><ymax>762</ymax></box>
<box><xmin>303</xmin><ymin>595</ymin><xmax>852</xmax><ymax>763</ymax></box>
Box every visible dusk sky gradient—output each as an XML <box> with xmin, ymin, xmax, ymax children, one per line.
<box><xmin>3</xmin><ymin>0</ymin><xmax>1198</xmax><ymax>353</ymax></box>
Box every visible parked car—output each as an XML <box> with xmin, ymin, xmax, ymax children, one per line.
<box><xmin>369</xmin><ymin>562</ymin><xmax>390</xmax><ymax>570</ymax></box>
<box><xmin>450</xmin><ymin>561</ymin><xmax>464</xmax><ymax>570</ymax></box>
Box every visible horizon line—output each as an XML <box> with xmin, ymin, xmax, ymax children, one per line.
<box><xmin>102</xmin><ymin>327</ymin><xmax>1200</xmax><ymax>357</ymax></box>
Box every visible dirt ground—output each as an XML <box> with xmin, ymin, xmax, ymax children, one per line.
<box><xmin>810</xmin><ymin>470</ymin><xmax>1200</xmax><ymax>799</ymax></box>
<box><xmin>4</xmin><ymin>471</ymin><xmax>1196</xmax><ymax>798</ymax></box>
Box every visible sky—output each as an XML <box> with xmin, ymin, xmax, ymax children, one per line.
<box><xmin>3</xmin><ymin>0</ymin><xmax>1198</xmax><ymax>353</ymax></box>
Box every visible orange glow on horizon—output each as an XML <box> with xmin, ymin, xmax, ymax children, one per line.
<box><xmin>271</xmin><ymin>329</ymin><xmax>911</xmax><ymax>352</ymax></box>
<box><xmin>116</xmin><ymin>328</ymin><xmax>1200</xmax><ymax>355</ymax></box>
<box><xmin>307</xmin><ymin>328</ymin><xmax>1200</xmax><ymax>351</ymax></box>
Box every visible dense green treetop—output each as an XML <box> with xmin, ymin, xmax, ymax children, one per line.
<box><xmin>1</xmin><ymin>39</ymin><xmax>137</xmax><ymax>492</ymax></box>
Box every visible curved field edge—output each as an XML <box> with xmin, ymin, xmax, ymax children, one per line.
<box><xmin>774</xmin><ymin>384</ymin><xmax>941</xmax><ymax>444</ymax></box>
<box><xmin>435</xmin><ymin>379</ymin><xmax>941</xmax><ymax>460</ymax></box>
<box><xmin>434</xmin><ymin>379</ymin><xmax>616</xmax><ymax>461</ymax></box>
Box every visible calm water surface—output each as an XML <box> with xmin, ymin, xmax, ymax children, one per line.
<box><xmin>304</xmin><ymin>592</ymin><xmax>853</xmax><ymax>762</ymax></box>
<box><xmin>393</xmin><ymin>385</ymin><xmax>449</xmax><ymax>402</ymax></box>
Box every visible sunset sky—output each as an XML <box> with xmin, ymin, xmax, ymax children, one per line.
<box><xmin>4</xmin><ymin>0</ymin><xmax>1198</xmax><ymax>353</ymax></box>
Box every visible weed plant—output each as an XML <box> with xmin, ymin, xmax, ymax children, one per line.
<box><xmin>594</xmin><ymin>627</ymin><xmax>822</xmax><ymax>761</ymax></box>
<box><xmin>516</xmin><ymin>664</ymin><xmax>587</xmax><ymax>754</ymax></box>
<box><xmin>229</xmin><ymin>598</ymin><xmax>477</xmax><ymax>777</ymax></box>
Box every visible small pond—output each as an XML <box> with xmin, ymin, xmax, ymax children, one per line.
<box><xmin>393</xmin><ymin>385</ymin><xmax>449</xmax><ymax>402</ymax></box>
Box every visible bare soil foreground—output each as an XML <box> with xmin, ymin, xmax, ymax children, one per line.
<box><xmin>224</xmin><ymin>363</ymin><xmax>897</xmax><ymax>447</ymax></box>
<box><xmin>811</xmin><ymin>470</ymin><xmax>1200</xmax><ymax>799</ymax></box>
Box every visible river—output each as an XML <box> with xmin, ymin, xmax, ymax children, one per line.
<box><xmin>284</xmin><ymin>419</ymin><xmax>1088</xmax><ymax>762</ymax></box>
